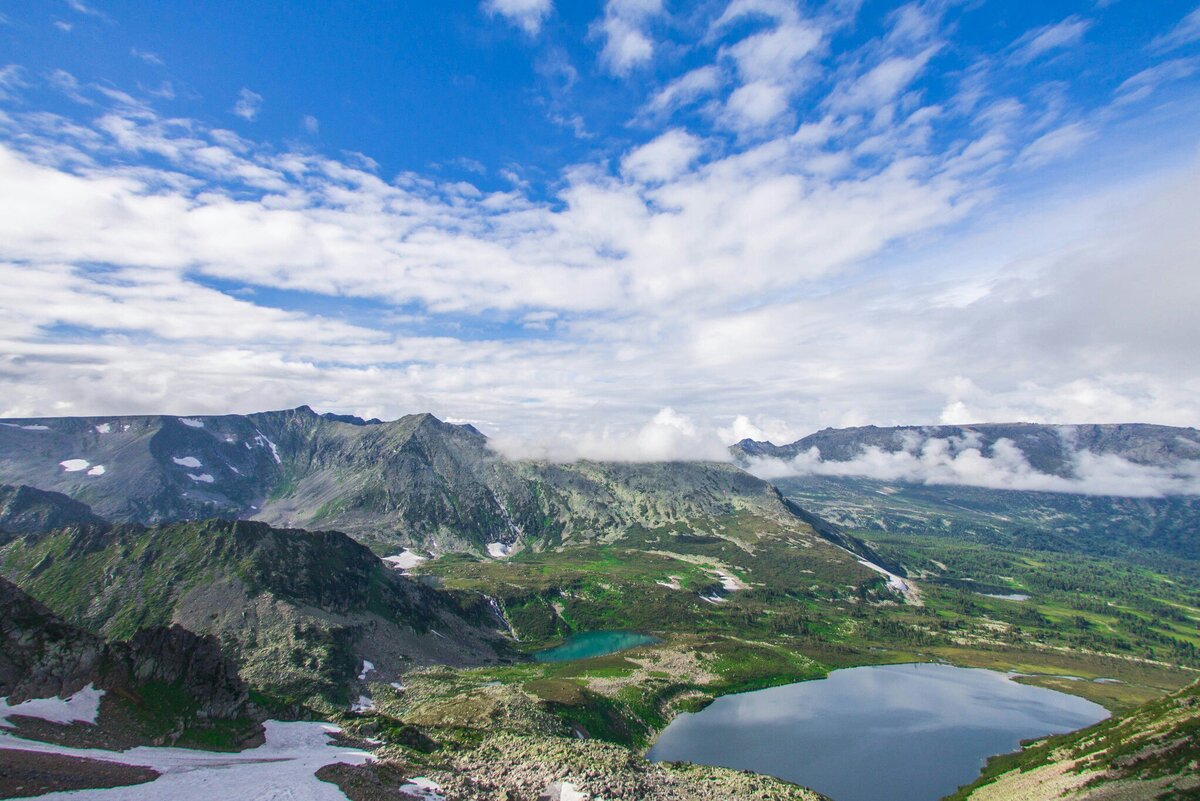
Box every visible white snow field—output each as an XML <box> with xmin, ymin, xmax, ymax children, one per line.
<box><xmin>0</xmin><ymin>720</ymin><xmax>372</xmax><ymax>800</ymax></box>
<box><xmin>0</xmin><ymin>684</ymin><xmax>105</xmax><ymax>725</ymax></box>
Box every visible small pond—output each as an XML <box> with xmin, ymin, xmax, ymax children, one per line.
<box><xmin>646</xmin><ymin>662</ymin><xmax>1108</xmax><ymax>801</ymax></box>
<box><xmin>533</xmin><ymin>630</ymin><xmax>660</xmax><ymax>662</ymax></box>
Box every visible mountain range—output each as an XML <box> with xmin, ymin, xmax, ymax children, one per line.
<box><xmin>0</xmin><ymin>406</ymin><xmax>830</xmax><ymax>558</ymax></box>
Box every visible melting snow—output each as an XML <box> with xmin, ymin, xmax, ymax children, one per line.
<box><xmin>87</xmin><ymin>465</ymin><xmax>107</xmax><ymax>476</ymax></box>
<box><xmin>656</xmin><ymin>576</ymin><xmax>683</xmax><ymax>590</ymax></box>
<box><xmin>0</xmin><ymin>684</ymin><xmax>104</xmax><ymax>725</ymax></box>
<box><xmin>59</xmin><ymin>459</ymin><xmax>90</xmax><ymax>472</ymax></box>
<box><xmin>390</xmin><ymin>681</ymin><xmax>405</xmax><ymax>691</ymax></box>
<box><xmin>486</xmin><ymin>542</ymin><xmax>514</xmax><ymax>559</ymax></box>
<box><xmin>383</xmin><ymin>550</ymin><xmax>427</xmax><ymax>572</ymax></box>
<box><xmin>351</xmin><ymin>695</ymin><xmax>376</xmax><ymax>713</ymax></box>
<box><xmin>358</xmin><ymin>661</ymin><xmax>375</xmax><ymax>680</ymax></box>
<box><xmin>0</xmin><ymin>720</ymin><xmax>370</xmax><ymax>800</ymax></box>
<box><xmin>711</xmin><ymin>570</ymin><xmax>746</xmax><ymax>592</ymax></box>
<box><xmin>399</xmin><ymin>777</ymin><xmax>445</xmax><ymax>800</ymax></box>
<box><xmin>856</xmin><ymin>559</ymin><xmax>911</xmax><ymax>595</ymax></box>
<box><xmin>94</xmin><ymin>423</ymin><xmax>112</xmax><ymax>434</ymax></box>
<box><xmin>253</xmin><ymin>429</ymin><xmax>282</xmax><ymax>464</ymax></box>
<box><xmin>700</xmin><ymin>594</ymin><xmax>727</xmax><ymax>604</ymax></box>
<box><xmin>188</xmin><ymin>473</ymin><xmax>215</xmax><ymax>484</ymax></box>
<box><xmin>178</xmin><ymin>418</ymin><xmax>204</xmax><ymax>428</ymax></box>
<box><xmin>172</xmin><ymin>456</ymin><xmax>203</xmax><ymax>468</ymax></box>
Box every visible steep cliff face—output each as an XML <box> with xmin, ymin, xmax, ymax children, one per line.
<box><xmin>0</xmin><ymin>577</ymin><xmax>257</xmax><ymax>744</ymax></box>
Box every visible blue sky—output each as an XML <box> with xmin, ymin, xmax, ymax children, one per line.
<box><xmin>0</xmin><ymin>0</ymin><xmax>1198</xmax><ymax>461</ymax></box>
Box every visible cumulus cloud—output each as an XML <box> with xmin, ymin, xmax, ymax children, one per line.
<box><xmin>491</xmin><ymin>407</ymin><xmax>734</xmax><ymax>462</ymax></box>
<box><xmin>620</xmin><ymin>129</ymin><xmax>704</xmax><ymax>182</ymax></box>
<box><xmin>594</xmin><ymin>0</ymin><xmax>663</xmax><ymax>76</ymax></box>
<box><xmin>231</xmin><ymin>88</ymin><xmax>263</xmax><ymax>121</ymax></box>
<box><xmin>483</xmin><ymin>0</ymin><xmax>552</xmax><ymax>35</ymax></box>
<box><xmin>746</xmin><ymin>436</ymin><xmax>1200</xmax><ymax>498</ymax></box>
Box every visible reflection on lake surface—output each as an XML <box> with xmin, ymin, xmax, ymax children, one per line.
<box><xmin>532</xmin><ymin>630</ymin><xmax>659</xmax><ymax>662</ymax></box>
<box><xmin>646</xmin><ymin>662</ymin><xmax>1107</xmax><ymax>801</ymax></box>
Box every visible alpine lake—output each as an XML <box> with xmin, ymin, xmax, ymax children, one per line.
<box><xmin>646</xmin><ymin>661</ymin><xmax>1109</xmax><ymax>801</ymax></box>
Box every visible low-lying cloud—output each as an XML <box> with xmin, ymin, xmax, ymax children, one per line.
<box><xmin>746</xmin><ymin>435</ymin><xmax>1200</xmax><ymax>498</ymax></box>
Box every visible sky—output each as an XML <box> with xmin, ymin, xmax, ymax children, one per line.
<box><xmin>0</xmin><ymin>0</ymin><xmax>1198</xmax><ymax>462</ymax></box>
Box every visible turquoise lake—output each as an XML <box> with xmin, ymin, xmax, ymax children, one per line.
<box><xmin>532</xmin><ymin>630</ymin><xmax>660</xmax><ymax>662</ymax></box>
<box><xmin>646</xmin><ymin>662</ymin><xmax>1108</xmax><ymax>801</ymax></box>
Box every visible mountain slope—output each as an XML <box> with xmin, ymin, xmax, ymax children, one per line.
<box><xmin>950</xmin><ymin>679</ymin><xmax>1200</xmax><ymax>800</ymax></box>
<box><xmin>0</xmin><ymin>484</ymin><xmax>107</xmax><ymax>536</ymax></box>
<box><xmin>0</xmin><ymin>519</ymin><xmax>510</xmax><ymax>708</ymax></box>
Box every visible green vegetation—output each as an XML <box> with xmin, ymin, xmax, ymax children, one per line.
<box><xmin>946</xmin><ymin>679</ymin><xmax>1200</xmax><ymax>800</ymax></box>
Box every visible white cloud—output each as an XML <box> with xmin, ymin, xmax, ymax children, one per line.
<box><xmin>232</xmin><ymin>88</ymin><xmax>263</xmax><ymax>121</ymax></box>
<box><xmin>1149</xmin><ymin>6</ymin><xmax>1200</xmax><ymax>53</ymax></box>
<box><xmin>302</xmin><ymin>114</ymin><xmax>319</xmax><ymax>134</ymax></box>
<box><xmin>643</xmin><ymin>66</ymin><xmax>724</xmax><ymax>117</ymax></box>
<box><xmin>130</xmin><ymin>48</ymin><xmax>163</xmax><ymax>66</ymax></box>
<box><xmin>829</xmin><ymin>47</ymin><xmax>938</xmax><ymax>111</ymax></box>
<box><xmin>594</xmin><ymin>0</ymin><xmax>663</xmax><ymax>76</ymax></box>
<box><xmin>1114</xmin><ymin>58</ymin><xmax>1198</xmax><ymax>105</ymax></box>
<box><xmin>621</xmin><ymin>129</ymin><xmax>704</xmax><ymax>182</ymax></box>
<box><xmin>492</xmin><ymin>407</ymin><xmax>733</xmax><ymax>462</ymax></box>
<box><xmin>483</xmin><ymin>0</ymin><xmax>553</xmax><ymax>35</ymax></box>
<box><xmin>1011</xmin><ymin>16</ymin><xmax>1091</xmax><ymax>64</ymax></box>
<box><xmin>1015</xmin><ymin>122</ymin><xmax>1094</xmax><ymax>168</ymax></box>
<box><xmin>746</xmin><ymin>436</ymin><xmax>1200</xmax><ymax>497</ymax></box>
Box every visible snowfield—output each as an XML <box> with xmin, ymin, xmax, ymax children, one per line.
<box><xmin>0</xmin><ymin>720</ymin><xmax>371</xmax><ymax>800</ymax></box>
<box><xmin>383</xmin><ymin>550</ymin><xmax>428</xmax><ymax>571</ymax></box>
<box><xmin>0</xmin><ymin>684</ymin><xmax>105</xmax><ymax>726</ymax></box>
<box><xmin>172</xmin><ymin>456</ymin><xmax>203</xmax><ymax>468</ymax></box>
<box><xmin>486</xmin><ymin>542</ymin><xmax>514</xmax><ymax>559</ymax></box>
<box><xmin>60</xmin><ymin>459</ymin><xmax>90</xmax><ymax>472</ymax></box>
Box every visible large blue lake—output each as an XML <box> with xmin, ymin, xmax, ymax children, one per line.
<box><xmin>646</xmin><ymin>662</ymin><xmax>1108</xmax><ymax>801</ymax></box>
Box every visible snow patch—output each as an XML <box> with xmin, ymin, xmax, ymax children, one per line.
<box><xmin>94</xmin><ymin>423</ymin><xmax>112</xmax><ymax>434</ymax></box>
<box><xmin>399</xmin><ymin>777</ymin><xmax>445</xmax><ymax>800</ymax></box>
<box><xmin>253</xmin><ymin>429</ymin><xmax>282</xmax><ymax>464</ymax></box>
<box><xmin>172</xmin><ymin>456</ymin><xmax>203</xmax><ymax>468</ymax></box>
<box><xmin>178</xmin><ymin>417</ymin><xmax>204</xmax><ymax>428</ymax></box>
<box><xmin>384</xmin><ymin>550</ymin><xmax>428</xmax><ymax>572</ymax></box>
<box><xmin>22</xmin><ymin>424</ymin><xmax>49</xmax><ymax>431</ymax></box>
<box><xmin>0</xmin><ymin>684</ymin><xmax>104</xmax><ymax>725</ymax></box>
<box><xmin>59</xmin><ymin>459</ymin><xmax>90</xmax><ymax>472</ymax></box>
<box><xmin>655</xmin><ymin>576</ymin><xmax>683</xmax><ymax>590</ymax></box>
<box><xmin>711</xmin><ymin>570</ymin><xmax>746</xmax><ymax>592</ymax></box>
<box><xmin>857</xmin><ymin>559</ymin><xmax>911</xmax><ymax>595</ymax></box>
<box><xmin>699</xmin><ymin>593</ymin><xmax>727</xmax><ymax>604</ymax></box>
<box><xmin>390</xmin><ymin>681</ymin><xmax>405</xmax><ymax>691</ymax></box>
<box><xmin>87</xmin><ymin>464</ymin><xmax>107</xmax><ymax>476</ymax></box>
<box><xmin>351</xmin><ymin>695</ymin><xmax>376</xmax><ymax>713</ymax></box>
<box><xmin>0</xmin><ymin>719</ymin><xmax>370</xmax><ymax>799</ymax></box>
<box><xmin>358</xmin><ymin>660</ymin><xmax>375</xmax><ymax>680</ymax></box>
<box><xmin>188</xmin><ymin>473</ymin><xmax>215</xmax><ymax>483</ymax></box>
<box><xmin>486</xmin><ymin>541</ymin><xmax>514</xmax><ymax>559</ymax></box>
